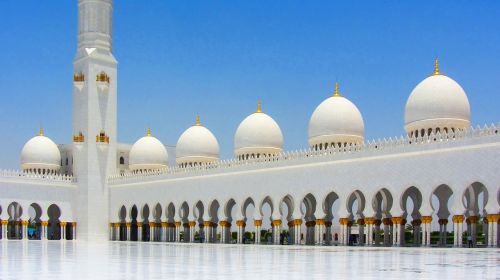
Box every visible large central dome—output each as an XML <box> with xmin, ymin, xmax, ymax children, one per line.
<box><xmin>404</xmin><ymin>59</ymin><xmax>470</xmax><ymax>136</ymax></box>
<box><xmin>308</xmin><ymin>83</ymin><xmax>364</xmax><ymax>150</ymax></box>
<box><xmin>234</xmin><ymin>101</ymin><xmax>284</xmax><ymax>159</ymax></box>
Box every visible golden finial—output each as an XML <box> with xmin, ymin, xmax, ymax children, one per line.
<box><xmin>195</xmin><ymin>114</ymin><xmax>201</xmax><ymax>126</ymax></box>
<box><xmin>434</xmin><ymin>57</ymin><xmax>440</xmax><ymax>75</ymax></box>
<box><xmin>146</xmin><ymin>127</ymin><xmax>151</xmax><ymax>137</ymax></box>
<box><xmin>256</xmin><ymin>100</ymin><xmax>262</xmax><ymax>113</ymax></box>
<box><xmin>333</xmin><ymin>81</ymin><xmax>340</xmax><ymax>97</ymax></box>
<box><xmin>39</xmin><ymin>127</ymin><xmax>44</xmax><ymax>136</ymax></box>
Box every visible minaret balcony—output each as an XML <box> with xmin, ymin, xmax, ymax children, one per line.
<box><xmin>96</xmin><ymin>71</ymin><xmax>110</xmax><ymax>92</ymax></box>
<box><xmin>73</xmin><ymin>72</ymin><xmax>85</xmax><ymax>91</ymax></box>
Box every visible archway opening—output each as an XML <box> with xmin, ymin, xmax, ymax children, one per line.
<box><xmin>47</xmin><ymin>204</ymin><xmax>61</xmax><ymax>240</ymax></box>
<box><xmin>28</xmin><ymin>203</ymin><xmax>42</xmax><ymax>240</ymax></box>
<box><xmin>7</xmin><ymin>202</ymin><xmax>22</xmax><ymax>240</ymax></box>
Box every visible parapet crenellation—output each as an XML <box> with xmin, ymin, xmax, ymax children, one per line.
<box><xmin>0</xmin><ymin>169</ymin><xmax>75</xmax><ymax>184</ymax></box>
<box><xmin>108</xmin><ymin>123</ymin><xmax>500</xmax><ymax>185</ymax></box>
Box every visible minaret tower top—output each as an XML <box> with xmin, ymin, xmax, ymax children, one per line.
<box><xmin>77</xmin><ymin>0</ymin><xmax>114</xmax><ymax>53</ymax></box>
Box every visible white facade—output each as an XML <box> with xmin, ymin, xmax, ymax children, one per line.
<box><xmin>0</xmin><ymin>0</ymin><xmax>499</xmax><ymax>248</ymax></box>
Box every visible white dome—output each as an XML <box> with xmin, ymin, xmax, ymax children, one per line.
<box><xmin>405</xmin><ymin>63</ymin><xmax>470</xmax><ymax>135</ymax></box>
<box><xmin>176</xmin><ymin>117</ymin><xmax>220</xmax><ymax>165</ymax></box>
<box><xmin>21</xmin><ymin>130</ymin><xmax>61</xmax><ymax>173</ymax></box>
<box><xmin>308</xmin><ymin>85</ymin><xmax>364</xmax><ymax>148</ymax></box>
<box><xmin>234</xmin><ymin>103</ymin><xmax>284</xmax><ymax>157</ymax></box>
<box><xmin>129</xmin><ymin>129</ymin><xmax>168</xmax><ymax>171</ymax></box>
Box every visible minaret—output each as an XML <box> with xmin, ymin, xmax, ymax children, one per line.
<box><xmin>72</xmin><ymin>0</ymin><xmax>117</xmax><ymax>241</ymax></box>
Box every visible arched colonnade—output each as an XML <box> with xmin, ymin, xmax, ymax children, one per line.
<box><xmin>0</xmin><ymin>202</ymin><xmax>75</xmax><ymax>241</ymax></box>
<box><xmin>110</xmin><ymin>182</ymin><xmax>500</xmax><ymax>248</ymax></box>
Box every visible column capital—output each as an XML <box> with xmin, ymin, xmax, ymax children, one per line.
<box><xmin>356</xmin><ymin>218</ymin><xmax>365</xmax><ymax>225</ymax></box>
<box><xmin>175</xmin><ymin>221</ymin><xmax>182</xmax><ymax>228</ymax></box>
<box><xmin>109</xmin><ymin>223</ymin><xmax>114</xmax><ymax>228</ymax></box>
<box><xmin>137</xmin><ymin>222</ymin><xmax>143</xmax><ymax>227</ymax></box>
<box><xmin>452</xmin><ymin>215</ymin><xmax>465</xmax><ymax>223</ymax></box>
<box><xmin>0</xmin><ymin>220</ymin><xmax>8</xmax><ymax>225</ymax></box>
<box><xmin>486</xmin><ymin>214</ymin><xmax>500</xmax><ymax>223</ymax></box>
<box><xmin>339</xmin><ymin>218</ymin><xmax>350</xmax><ymax>225</ymax></box>
<box><xmin>236</xmin><ymin>220</ymin><xmax>246</xmax><ymax>227</ymax></box>
<box><xmin>149</xmin><ymin>222</ymin><xmax>156</xmax><ymax>227</ymax></box>
<box><xmin>391</xmin><ymin>217</ymin><xmax>405</xmax><ymax>225</ymax></box>
<box><xmin>411</xmin><ymin>219</ymin><xmax>422</xmax><ymax>226</ymax></box>
<box><xmin>125</xmin><ymin>223</ymin><xmax>131</xmax><ymax>228</ymax></box>
<box><xmin>466</xmin><ymin>216</ymin><xmax>478</xmax><ymax>224</ymax></box>
<box><xmin>316</xmin><ymin>219</ymin><xmax>325</xmax><ymax>225</ymax></box>
<box><xmin>41</xmin><ymin>221</ymin><xmax>49</xmax><ymax>226</ymax></box>
<box><xmin>305</xmin><ymin>220</ymin><xmax>316</xmax><ymax>227</ymax></box>
<box><xmin>291</xmin><ymin>219</ymin><xmax>302</xmax><ymax>226</ymax></box>
<box><xmin>421</xmin><ymin>216</ymin><xmax>433</xmax><ymax>224</ymax></box>
<box><xmin>21</xmin><ymin>220</ymin><xmax>29</xmax><ymax>226</ymax></box>
<box><xmin>161</xmin><ymin>222</ymin><xmax>168</xmax><ymax>227</ymax></box>
<box><xmin>204</xmin><ymin>221</ymin><xmax>216</xmax><ymax>227</ymax></box>
<box><xmin>219</xmin><ymin>220</ymin><xmax>231</xmax><ymax>227</ymax></box>
<box><xmin>271</xmin><ymin>220</ymin><xmax>282</xmax><ymax>226</ymax></box>
<box><xmin>365</xmin><ymin>217</ymin><xmax>376</xmax><ymax>225</ymax></box>
<box><xmin>188</xmin><ymin>221</ymin><xmax>196</xmax><ymax>227</ymax></box>
<box><xmin>254</xmin><ymin>220</ymin><xmax>263</xmax><ymax>227</ymax></box>
<box><xmin>438</xmin><ymin>218</ymin><xmax>448</xmax><ymax>225</ymax></box>
<box><xmin>382</xmin><ymin>218</ymin><xmax>392</xmax><ymax>225</ymax></box>
<box><xmin>114</xmin><ymin>223</ymin><xmax>120</xmax><ymax>228</ymax></box>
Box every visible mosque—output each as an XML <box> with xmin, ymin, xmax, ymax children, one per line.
<box><xmin>0</xmin><ymin>0</ymin><xmax>499</xmax><ymax>248</ymax></box>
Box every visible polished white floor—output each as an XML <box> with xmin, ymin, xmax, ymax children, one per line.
<box><xmin>1</xmin><ymin>241</ymin><xmax>498</xmax><ymax>279</ymax></box>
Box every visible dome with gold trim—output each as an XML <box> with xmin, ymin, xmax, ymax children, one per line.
<box><xmin>176</xmin><ymin>115</ymin><xmax>220</xmax><ymax>167</ymax></box>
<box><xmin>20</xmin><ymin>128</ymin><xmax>61</xmax><ymax>174</ymax></box>
<box><xmin>129</xmin><ymin>128</ymin><xmax>168</xmax><ymax>171</ymax></box>
<box><xmin>405</xmin><ymin>59</ymin><xmax>470</xmax><ymax>137</ymax></box>
<box><xmin>308</xmin><ymin>82</ymin><xmax>364</xmax><ymax>150</ymax></box>
<box><xmin>234</xmin><ymin>101</ymin><xmax>284</xmax><ymax>159</ymax></box>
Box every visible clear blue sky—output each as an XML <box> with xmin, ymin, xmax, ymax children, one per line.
<box><xmin>0</xmin><ymin>1</ymin><xmax>499</xmax><ymax>169</ymax></box>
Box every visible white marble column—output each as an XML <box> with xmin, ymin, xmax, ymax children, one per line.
<box><xmin>1</xmin><ymin>221</ymin><xmax>7</xmax><ymax>240</ymax></box>
<box><xmin>61</xmin><ymin>222</ymin><xmax>66</xmax><ymax>240</ymax></box>
<box><xmin>161</xmin><ymin>222</ymin><xmax>167</xmax><ymax>242</ymax></box>
<box><xmin>42</xmin><ymin>221</ymin><xmax>48</xmax><ymax>240</ymax></box>
<box><xmin>72</xmin><ymin>223</ymin><xmax>77</xmax><ymax>240</ymax></box>
<box><xmin>421</xmin><ymin>216</ymin><xmax>432</xmax><ymax>247</ymax></box>
<box><xmin>175</xmin><ymin>222</ymin><xmax>182</xmax><ymax>242</ymax></box>
<box><xmin>21</xmin><ymin>221</ymin><xmax>28</xmax><ymax>240</ymax></box>
<box><xmin>188</xmin><ymin>221</ymin><xmax>196</xmax><ymax>243</ymax></box>
<box><xmin>254</xmin><ymin>220</ymin><xmax>262</xmax><ymax>244</ymax></box>
<box><xmin>486</xmin><ymin>214</ymin><xmax>499</xmax><ymax>247</ymax></box>
<box><xmin>452</xmin><ymin>215</ymin><xmax>464</xmax><ymax>247</ymax></box>
<box><xmin>272</xmin><ymin>220</ymin><xmax>281</xmax><ymax>245</ymax></box>
<box><xmin>109</xmin><ymin>223</ymin><xmax>114</xmax><ymax>241</ymax></box>
<box><xmin>149</xmin><ymin>222</ymin><xmax>155</xmax><ymax>242</ymax></box>
<box><xmin>137</xmin><ymin>223</ymin><xmax>143</xmax><ymax>241</ymax></box>
<box><xmin>315</xmin><ymin>219</ymin><xmax>325</xmax><ymax>245</ymax></box>
<box><xmin>126</xmin><ymin>223</ymin><xmax>131</xmax><ymax>241</ymax></box>
<box><xmin>236</xmin><ymin>220</ymin><xmax>246</xmax><ymax>244</ymax></box>
<box><xmin>365</xmin><ymin>218</ymin><xmax>375</xmax><ymax>246</ymax></box>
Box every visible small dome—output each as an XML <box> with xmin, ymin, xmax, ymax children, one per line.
<box><xmin>308</xmin><ymin>83</ymin><xmax>364</xmax><ymax>149</ymax></box>
<box><xmin>176</xmin><ymin>116</ymin><xmax>220</xmax><ymax>166</ymax></box>
<box><xmin>129</xmin><ymin>129</ymin><xmax>168</xmax><ymax>171</ymax></box>
<box><xmin>21</xmin><ymin>128</ymin><xmax>61</xmax><ymax>174</ymax></box>
<box><xmin>234</xmin><ymin>101</ymin><xmax>284</xmax><ymax>158</ymax></box>
<box><xmin>405</xmin><ymin>59</ymin><xmax>470</xmax><ymax>136</ymax></box>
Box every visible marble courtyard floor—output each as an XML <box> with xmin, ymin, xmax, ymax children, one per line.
<box><xmin>0</xmin><ymin>241</ymin><xmax>498</xmax><ymax>279</ymax></box>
